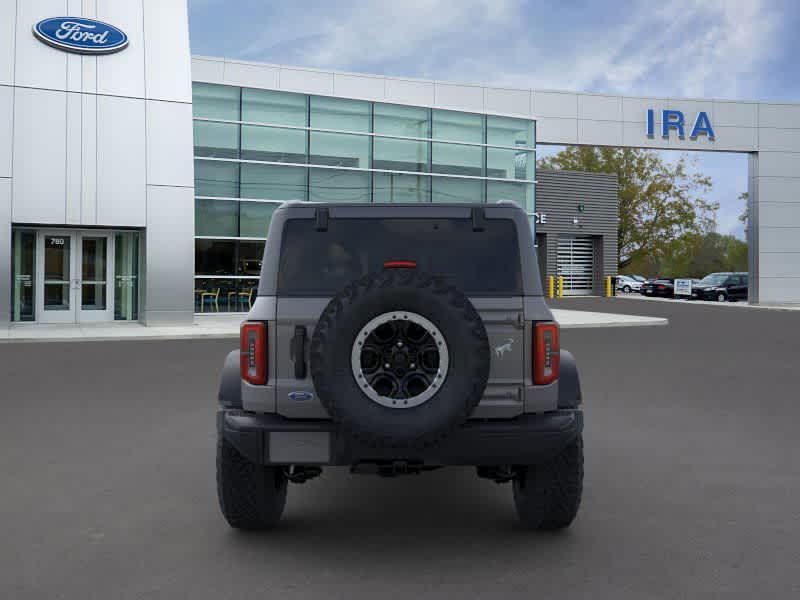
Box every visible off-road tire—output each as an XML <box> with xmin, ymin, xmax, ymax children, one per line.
<box><xmin>217</xmin><ymin>437</ymin><xmax>287</xmax><ymax>530</ymax></box>
<box><xmin>513</xmin><ymin>434</ymin><xmax>583</xmax><ymax>530</ymax></box>
<box><xmin>310</xmin><ymin>269</ymin><xmax>490</xmax><ymax>449</ymax></box>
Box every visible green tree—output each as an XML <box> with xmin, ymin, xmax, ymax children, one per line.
<box><xmin>538</xmin><ymin>147</ymin><xmax>717</xmax><ymax>271</ymax></box>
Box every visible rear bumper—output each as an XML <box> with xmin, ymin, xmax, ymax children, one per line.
<box><xmin>218</xmin><ymin>409</ymin><xmax>583</xmax><ymax>467</ymax></box>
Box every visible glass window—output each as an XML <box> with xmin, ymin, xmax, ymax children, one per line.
<box><xmin>11</xmin><ymin>230</ymin><xmax>35</xmax><ymax>322</ymax></box>
<box><xmin>240</xmin><ymin>163</ymin><xmax>307</xmax><ymax>201</ymax></box>
<box><xmin>193</xmin><ymin>121</ymin><xmax>239</xmax><ymax>159</ymax></box>
<box><xmin>114</xmin><ymin>232</ymin><xmax>139</xmax><ymax>321</ymax></box>
<box><xmin>309</xmin><ymin>168</ymin><xmax>370</xmax><ymax>203</ymax></box>
<box><xmin>486</xmin><ymin>148</ymin><xmax>533</xmax><ymax>180</ymax></box>
<box><xmin>310</xmin><ymin>131</ymin><xmax>370</xmax><ymax>168</ymax></box>
<box><xmin>277</xmin><ymin>218</ymin><xmax>521</xmax><ymax>296</ymax></box>
<box><xmin>374</xmin><ymin>103</ymin><xmax>429</xmax><ymax>137</ymax></box>
<box><xmin>242</xmin><ymin>88</ymin><xmax>307</xmax><ymax>126</ymax></box>
<box><xmin>194</xmin><ymin>277</ymin><xmax>258</xmax><ymax>313</ymax></box>
<box><xmin>195</xmin><ymin>240</ymin><xmax>236</xmax><ymax>275</ymax></box>
<box><xmin>487</xmin><ymin>181</ymin><xmax>534</xmax><ymax>211</ymax></box>
<box><xmin>195</xmin><ymin>199</ymin><xmax>238</xmax><ymax>237</ymax></box>
<box><xmin>239</xmin><ymin>201</ymin><xmax>279</xmax><ymax>238</ymax></box>
<box><xmin>431</xmin><ymin>142</ymin><xmax>483</xmax><ymax>176</ymax></box>
<box><xmin>194</xmin><ymin>160</ymin><xmax>239</xmax><ymax>198</ymax></box>
<box><xmin>487</xmin><ymin>116</ymin><xmax>534</xmax><ymax>148</ymax></box>
<box><xmin>373</xmin><ymin>173</ymin><xmax>430</xmax><ymax>203</ymax></box>
<box><xmin>238</xmin><ymin>241</ymin><xmax>265</xmax><ymax>275</ymax></box>
<box><xmin>192</xmin><ymin>83</ymin><xmax>240</xmax><ymax>121</ymax></box>
<box><xmin>310</xmin><ymin>96</ymin><xmax>370</xmax><ymax>132</ymax></box>
<box><xmin>431</xmin><ymin>177</ymin><xmax>484</xmax><ymax>203</ymax></box>
<box><xmin>432</xmin><ymin>110</ymin><xmax>484</xmax><ymax>143</ymax></box>
<box><xmin>373</xmin><ymin>137</ymin><xmax>428</xmax><ymax>172</ymax></box>
<box><xmin>241</xmin><ymin>125</ymin><xmax>306</xmax><ymax>163</ymax></box>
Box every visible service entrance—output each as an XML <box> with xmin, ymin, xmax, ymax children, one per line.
<box><xmin>557</xmin><ymin>235</ymin><xmax>594</xmax><ymax>296</ymax></box>
<box><xmin>36</xmin><ymin>231</ymin><xmax>114</xmax><ymax>323</ymax></box>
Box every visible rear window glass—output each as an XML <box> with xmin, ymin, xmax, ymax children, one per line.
<box><xmin>277</xmin><ymin>217</ymin><xmax>522</xmax><ymax>296</ymax></box>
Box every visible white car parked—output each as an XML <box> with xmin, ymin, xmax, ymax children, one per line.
<box><xmin>616</xmin><ymin>275</ymin><xmax>643</xmax><ymax>293</ymax></box>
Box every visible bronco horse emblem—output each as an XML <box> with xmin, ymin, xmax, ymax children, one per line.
<box><xmin>494</xmin><ymin>338</ymin><xmax>514</xmax><ymax>357</ymax></box>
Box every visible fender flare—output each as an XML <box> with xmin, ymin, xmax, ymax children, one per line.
<box><xmin>558</xmin><ymin>349</ymin><xmax>582</xmax><ymax>409</ymax></box>
<box><xmin>218</xmin><ymin>349</ymin><xmax>242</xmax><ymax>409</ymax></box>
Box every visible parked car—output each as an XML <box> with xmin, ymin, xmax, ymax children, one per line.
<box><xmin>691</xmin><ymin>272</ymin><xmax>748</xmax><ymax>302</ymax></box>
<box><xmin>630</xmin><ymin>275</ymin><xmax>647</xmax><ymax>283</ymax></box>
<box><xmin>640</xmin><ymin>279</ymin><xmax>674</xmax><ymax>298</ymax></box>
<box><xmin>616</xmin><ymin>274</ymin><xmax>643</xmax><ymax>293</ymax></box>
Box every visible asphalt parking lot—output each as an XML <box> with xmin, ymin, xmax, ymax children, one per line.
<box><xmin>2</xmin><ymin>297</ymin><xmax>799</xmax><ymax>599</ymax></box>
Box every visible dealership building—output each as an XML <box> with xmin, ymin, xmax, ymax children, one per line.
<box><xmin>2</xmin><ymin>1</ymin><xmax>800</xmax><ymax>328</ymax></box>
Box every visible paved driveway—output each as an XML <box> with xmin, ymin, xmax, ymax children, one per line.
<box><xmin>1</xmin><ymin>298</ymin><xmax>798</xmax><ymax>599</ymax></box>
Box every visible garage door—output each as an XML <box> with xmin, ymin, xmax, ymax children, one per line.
<box><xmin>557</xmin><ymin>236</ymin><xmax>594</xmax><ymax>296</ymax></box>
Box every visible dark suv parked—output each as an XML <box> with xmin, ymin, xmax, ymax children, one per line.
<box><xmin>216</xmin><ymin>202</ymin><xmax>584</xmax><ymax>531</ymax></box>
<box><xmin>691</xmin><ymin>272</ymin><xmax>749</xmax><ymax>302</ymax></box>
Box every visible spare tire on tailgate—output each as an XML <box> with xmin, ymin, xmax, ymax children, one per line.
<box><xmin>310</xmin><ymin>269</ymin><xmax>490</xmax><ymax>449</ymax></box>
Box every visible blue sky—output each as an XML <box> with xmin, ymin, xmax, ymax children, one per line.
<box><xmin>188</xmin><ymin>0</ymin><xmax>800</xmax><ymax>239</ymax></box>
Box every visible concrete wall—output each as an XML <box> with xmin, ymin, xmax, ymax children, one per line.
<box><xmin>536</xmin><ymin>170</ymin><xmax>619</xmax><ymax>294</ymax></box>
<box><xmin>192</xmin><ymin>55</ymin><xmax>800</xmax><ymax>305</ymax></box>
<box><xmin>1</xmin><ymin>0</ymin><xmax>195</xmax><ymax>325</ymax></box>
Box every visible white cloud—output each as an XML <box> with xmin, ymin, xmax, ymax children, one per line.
<box><xmin>231</xmin><ymin>0</ymin><xmax>781</xmax><ymax>99</ymax></box>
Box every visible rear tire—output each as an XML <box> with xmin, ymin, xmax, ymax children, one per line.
<box><xmin>513</xmin><ymin>434</ymin><xmax>583</xmax><ymax>530</ymax></box>
<box><xmin>623</xmin><ymin>285</ymin><xmax>631</xmax><ymax>293</ymax></box>
<box><xmin>217</xmin><ymin>437</ymin><xmax>287</xmax><ymax>530</ymax></box>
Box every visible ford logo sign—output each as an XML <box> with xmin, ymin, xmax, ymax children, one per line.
<box><xmin>33</xmin><ymin>17</ymin><xmax>128</xmax><ymax>55</ymax></box>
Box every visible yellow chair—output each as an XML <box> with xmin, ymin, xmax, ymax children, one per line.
<box><xmin>237</xmin><ymin>287</ymin><xmax>255</xmax><ymax>311</ymax></box>
<box><xmin>200</xmin><ymin>288</ymin><xmax>220</xmax><ymax>312</ymax></box>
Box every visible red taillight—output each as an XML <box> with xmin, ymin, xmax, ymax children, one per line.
<box><xmin>657</xmin><ymin>284</ymin><xmax>665</xmax><ymax>290</ymax></box>
<box><xmin>533</xmin><ymin>322</ymin><xmax>560</xmax><ymax>385</ymax></box>
<box><xmin>383</xmin><ymin>260</ymin><xmax>417</xmax><ymax>269</ymax></box>
<box><xmin>240</xmin><ymin>321</ymin><xmax>267</xmax><ymax>385</ymax></box>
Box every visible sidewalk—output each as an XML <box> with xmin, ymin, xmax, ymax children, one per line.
<box><xmin>1</xmin><ymin>309</ymin><xmax>667</xmax><ymax>343</ymax></box>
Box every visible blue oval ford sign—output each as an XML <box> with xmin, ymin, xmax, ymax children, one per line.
<box><xmin>33</xmin><ymin>17</ymin><xmax>128</xmax><ymax>55</ymax></box>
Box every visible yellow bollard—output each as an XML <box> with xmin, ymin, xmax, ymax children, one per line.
<box><xmin>606</xmin><ymin>276</ymin><xmax>612</xmax><ymax>297</ymax></box>
<box><xmin>558</xmin><ymin>276</ymin><xmax>564</xmax><ymax>298</ymax></box>
<box><xmin>548</xmin><ymin>275</ymin><xmax>555</xmax><ymax>298</ymax></box>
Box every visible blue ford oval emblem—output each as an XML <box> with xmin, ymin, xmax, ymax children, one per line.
<box><xmin>33</xmin><ymin>17</ymin><xmax>128</xmax><ymax>55</ymax></box>
<box><xmin>288</xmin><ymin>391</ymin><xmax>314</xmax><ymax>402</ymax></box>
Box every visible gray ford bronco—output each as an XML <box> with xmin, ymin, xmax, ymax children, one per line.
<box><xmin>217</xmin><ymin>202</ymin><xmax>584</xmax><ymax>530</ymax></box>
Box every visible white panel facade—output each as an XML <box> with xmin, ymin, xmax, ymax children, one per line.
<box><xmin>80</xmin><ymin>92</ymin><xmax>98</xmax><ymax>224</ymax></box>
<box><xmin>578</xmin><ymin>94</ymin><xmax>622</xmax><ymax>121</ymax></box>
<box><xmin>533</xmin><ymin>91</ymin><xmax>577</xmax><ymax>119</ymax></box>
<box><xmin>223</xmin><ymin>60</ymin><xmax>278</xmax><ymax>89</ymax></box>
<box><xmin>384</xmin><ymin>77</ymin><xmax>435</xmax><ymax>107</ymax></box>
<box><xmin>11</xmin><ymin>87</ymin><xmax>67</xmax><ymax>224</ymax></box>
<box><xmin>96</xmin><ymin>94</ymin><xmax>146</xmax><ymax>226</ymax></box>
<box><xmin>578</xmin><ymin>119</ymin><xmax>623</xmax><ymax>146</ymax></box>
<box><xmin>142</xmin><ymin>0</ymin><xmax>192</xmax><ymax>103</ymax></box>
<box><xmin>333</xmin><ymin>73</ymin><xmax>385</xmax><ymax>101</ymax></box>
<box><xmin>758</xmin><ymin>103</ymin><xmax>800</xmax><ymax>129</ymax></box>
<box><xmin>14</xmin><ymin>0</ymin><xmax>69</xmax><ymax>90</ymax></box>
<box><xmin>435</xmin><ymin>82</ymin><xmax>484</xmax><ymax>112</ymax></box>
<box><xmin>484</xmin><ymin>87</ymin><xmax>531</xmax><ymax>118</ymax></box>
<box><xmin>758</xmin><ymin>253</ymin><xmax>800</xmax><ymax>277</ymax></box>
<box><xmin>191</xmin><ymin>56</ymin><xmax>225</xmax><ymax>83</ymax></box>
<box><xmin>0</xmin><ymin>85</ymin><xmax>12</xmax><ymax>178</ymax></box>
<box><xmin>713</xmin><ymin>101</ymin><xmax>758</xmax><ymax>128</ymax></box>
<box><xmin>279</xmin><ymin>67</ymin><xmax>334</xmax><ymax>96</ymax></box>
<box><xmin>65</xmin><ymin>92</ymin><xmax>82</xmax><ymax>223</ymax></box>
<box><xmin>146</xmin><ymin>100</ymin><xmax>194</xmax><ymax>187</ymax></box>
<box><xmin>96</xmin><ymin>0</ymin><xmax>145</xmax><ymax>98</ymax></box>
<box><xmin>144</xmin><ymin>184</ymin><xmax>194</xmax><ymax>324</ymax></box>
<box><xmin>0</xmin><ymin>178</ymin><xmax>11</xmax><ymax>323</ymax></box>
<box><xmin>0</xmin><ymin>1</ymin><xmax>15</xmax><ymax>86</ymax></box>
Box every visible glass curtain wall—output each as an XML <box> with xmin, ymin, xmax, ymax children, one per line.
<box><xmin>192</xmin><ymin>82</ymin><xmax>536</xmax><ymax>312</ymax></box>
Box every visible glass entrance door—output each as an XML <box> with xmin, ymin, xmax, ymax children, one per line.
<box><xmin>35</xmin><ymin>231</ymin><xmax>114</xmax><ymax>323</ymax></box>
<box><xmin>78</xmin><ymin>232</ymin><xmax>113</xmax><ymax>322</ymax></box>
